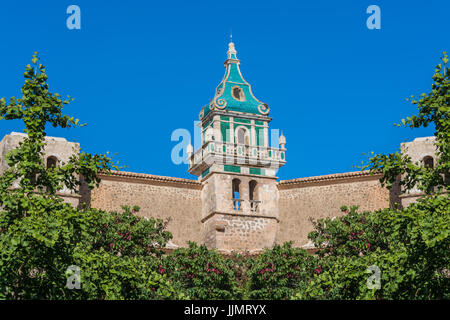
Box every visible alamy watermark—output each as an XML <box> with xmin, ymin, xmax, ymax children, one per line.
<box><xmin>366</xmin><ymin>265</ymin><xmax>381</xmax><ymax>289</ymax></box>
<box><xmin>170</xmin><ymin>122</ymin><xmax>285</xmax><ymax>169</ymax></box>
<box><xmin>66</xmin><ymin>265</ymin><xmax>81</xmax><ymax>289</ymax></box>
<box><xmin>66</xmin><ymin>5</ymin><xmax>81</xmax><ymax>30</ymax></box>
<box><xmin>366</xmin><ymin>5</ymin><xmax>381</xmax><ymax>30</ymax></box>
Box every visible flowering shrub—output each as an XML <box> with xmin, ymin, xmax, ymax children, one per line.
<box><xmin>90</xmin><ymin>205</ymin><xmax>172</xmax><ymax>258</ymax></box>
<box><xmin>0</xmin><ymin>54</ymin><xmax>182</xmax><ymax>300</ymax></box>
<box><xmin>160</xmin><ymin>242</ymin><xmax>241</xmax><ymax>300</ymax></box>
<box><xmin>246</xmin><ymin>242</ymin><xmax>318</xmax><ymax>299</ymax></box>
<box><xmin>295</xmin><ymin>53</ymin><xmax>450</xmax><ymax>300</ymax></box>
<box><xmin>308</xmin><ymin>205</ymin><xmax>391</xmax><ymax>259</ymax></box>
<box><xmin>295</xmin><ymin>195</ymin><xmax>450</xmax><ymax>300</ymax></box>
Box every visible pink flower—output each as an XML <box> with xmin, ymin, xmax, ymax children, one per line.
<box><xmin>315</xmin><ymin>265</ymin><xmax>322</xmax><ymax>274</ymax></box>
<box><xmin>158</xmin><ymin>265</ymin><xmax>165</xmax><ymax>274</ymax></box>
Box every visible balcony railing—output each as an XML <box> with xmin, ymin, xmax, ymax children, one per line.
<box><xmin>232</xmin><ymin>198</ymin><xmax>243</xmax><ymax>211</ymax></box>
<box><xmin>188</xmin><ymin>141</ymin><xmax>286</xmax><ymax>174</ymax></box>
<box><xmin>249</xmin><ymin>200</ymin><xmax>261</xmax><ymax>212</ymax></box>
<box><xmin>232</xmin><ymin>199</ymin><xmax>261</xmax><ymax>213</ymax></box>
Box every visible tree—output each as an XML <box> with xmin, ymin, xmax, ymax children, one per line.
<box><xmin>293</xmin><ymin>52</ymin><xmax>450</xmax><ymax>300</ymax></box>
<box><xmin>364</xmin><ymin>52</ymin><xmax>449</xmax><ymax>194</ymax></box>
<box><xmin>0</xmin><ymin>53</ymin><xmax>178</xmax><ymax>299</ymax></box>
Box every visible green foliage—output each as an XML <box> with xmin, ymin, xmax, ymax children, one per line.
<box><xmin>0</xmin><ymin>53</ymin><xmax>177</xmax><ymax>299</ymax></box>
<box><xmin>68</xmin><ymin>206</ymin><xmax>178</xmax><ymax>300</ymax></box>
<box><xmin>294</xmin><ymin>52</ymin><xmax>450</xmax><ymax>300</ymax></box>
<box><xmin>363</xmin><ymin>52</ymin><xmax>449</xmax><ymax>194</ymax></box>
<box><xmin>161</xmin><ymin>242</ymin><xmax>241</xmax><ymax>300</ymax></box>
<box><xmin>1</xmin><ymin>52</ymin><xmax>448</xmax><ymax>300</ymax></box>
<box><xmin>300</xmin><ymin>196</ymin><xmax>449</xmax><ymax>299</ymax></box>
<box><xmin>90</xmin><ymin>205</ymin><xmax>172</xmax><ymax>258</ymax></box>
<box><xmin>246</xmin><ymin>242</ymin><xmax>318</xmax><ymax>299</ymax></box>
<box><xmin>308</xmin><ymin>205</ymin><xmax>391</xmax><ymax>258</ymax></box>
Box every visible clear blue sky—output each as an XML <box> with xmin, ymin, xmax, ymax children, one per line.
<box><xmin>0</xmin><ymin>0</ymin><xmax>447</xmax><ymax>180</ymax></box>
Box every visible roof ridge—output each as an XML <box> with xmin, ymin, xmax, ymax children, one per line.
<box><xmin>99</xmin><ymin>170</ymin><xmax>200</xmax><ymax>185</ymax></box>
<box><xmin>279</xmin><ymin>170</ymin><xmax>381</xmax><ymax>185</ymax></box>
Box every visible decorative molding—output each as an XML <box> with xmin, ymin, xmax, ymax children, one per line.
<box><xmin>258</xmin><ymin>103</ymin><xmax>270</xmax><ymax>115</ymax></box>
<box><xmin>214</xmin><ymin>97</ymin><xmax>227</xmax><ymax>109</ymax></box>
<box><xmin>98</xmin><ymin>171</ymin><xmax>201</xmax><ymax>189</ymax></box>
<box><xmin>201</xmin><ymin>211</ymin><xmax>279</xmax><ymax>223</ymax></box>
<box><xmin>278</xmin><ymin>171</ymin><xmax>383</xmax><ymax>189</ymax></box>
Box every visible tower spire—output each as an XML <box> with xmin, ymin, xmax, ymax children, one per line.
<box><xmin>227</xmin><ymin>32</ymin><xmax>237</xmax><ymax>60</ymax></box>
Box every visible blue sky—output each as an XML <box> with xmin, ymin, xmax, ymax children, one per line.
<box><xmin>0</xmin><ymin>0</ymin><xmax>447</xmax><ymax>180</ymax></box>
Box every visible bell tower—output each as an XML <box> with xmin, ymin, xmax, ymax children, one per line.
<box><xmin>188</xmin><ymin>38</ymin><xmax>286</xmax><ymax>252</ymax></box>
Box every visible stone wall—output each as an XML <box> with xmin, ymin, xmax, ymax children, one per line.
<box><xmin>400</xmin><ymin>136</ymin><xmax>437</xmax><ymax>207</ymax></box>
<box><xmin>0</xmin><ymin>132</ymin><xmax>437</xmax><ymax>252</ymax></box>
<box><xmin>203</xmin><ymin>213</ymin><xmax>278</xmax><ymax>253</ymax></box>
<box><xmin>0</xmin><ymin>132</ymin><xmax>81</xmax><ymax>206</ymax></box>
<box><xmin>200</xmin><ymin>172</ymin><xmax>280</xmax><ymax>252</ymax></box>
<box><xmin>276</xmin><ymin>171</ymin><xmax>391</xmax><ymax>248</ymax></box>
<box><xmin>89</xmin><ymin>171</ymin><xmax>202</xmax><ymax>247</ymax></box>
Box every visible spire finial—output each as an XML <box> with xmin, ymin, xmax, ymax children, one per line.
<box><xmin>227</xmin><ymin>31</ymin><xmax>237</xmax><ymax>57</ymax></box>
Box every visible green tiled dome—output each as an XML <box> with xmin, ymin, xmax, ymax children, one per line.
<box><xmin>200</xmin><ymin>39</ymin><xmax>269</xmax><ymax>119</ymax></box>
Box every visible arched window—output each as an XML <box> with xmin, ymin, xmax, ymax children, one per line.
<box><xmin>423</xmin><ymin>156</ymin><xmax>434</xmax><ymax>169</ymax></box>
<box><xmin>237</xmin><ymin>128</ymin><xmax>246</xmax><ymax>144</ymax></box>
<box><xmin>249</xmin><ymin>180</ymin><xmax>257</xmax><ymax>201</ymax></box>
<box><xmin>232</xmin><ymin>178</ymin><xmax>241</xmax><ymax>211</ymax></box>
<box><xmin>47</xmin><ymin>156</ymin><xmax>58</xmax><ymax>169</ymax></box>
<box><xmin>232</xmin><ymin>86</ymin><xmax>245</xmax><ymax>101</ymax></box>
<box><xmin>249</xmin><ymin>180</ymin><xmax>260</xmax><ymax>212</ymax></box>
<box><xmin>235</xmin><ymin>126</ymin><xmax>250</xmax><ymax>146</ymax></box>
<box><xmin>233</xmin><ymin>87</ymin><xmax>241</xmax><ymax>100</ymax></box>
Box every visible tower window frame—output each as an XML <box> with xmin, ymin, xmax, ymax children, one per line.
<box><xmin>423</xmin><ymin>156</ymin><xmax>434</xmax><ymax>169</ymax></box>
<box><xmin>46</xmin><ymin>156</ymin><xmax>58</xmax><ymax>169</ymax></box>
<box><xmin>235</xmin><ymin>126</ymin><xmax>250</xmax><ymax>146</ymax></box>
<box><xmin>249</xmin><ymin>180</ymin><xmax>260</xmax><ymax>212</ymax></box>
<box><xmin>232</xmin><ymin>178</ymin><xmax>242</xmax><ymax>211</ymax></box>
<box><xmin>231</xmin><ymin>86</ymin><xmax>246</xmax><ymax>102</ymax></box>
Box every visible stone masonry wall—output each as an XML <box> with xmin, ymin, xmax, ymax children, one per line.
<box><xmin>276</xmin><ymin>171</ymin><xmax>391</xmax><ymax>248</ymax></box>
<box><xmin>203</xmin><ymin>213</ymin><xmax>278</xmax><ymax>253</ymax></box>
<box><xmin>0</xmin><ymin>132</ymin><xmax>81</xmax><ymax>206</ymax></box>
<box><xmin>200</xmin><ymin>172</ymin><xmax>280</xmax><ymax>252</ymax></box>
<box><xmin>0</xmin><ymin>132</ymin><xmax>436</xmax><ymax>252</ymax></box>
<box><xmin>89</xmin><ymin>171</ymin><xmax>202</xmax><ymax>247</ymax></box>
<box><xmin>400</xmin><ymin>136</ymin><xmax>438</xmax><ymax>207</ymax></box>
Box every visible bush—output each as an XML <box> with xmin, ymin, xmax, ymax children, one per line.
<box><xmin>246</xmin><ymin>242</ymin><xmax>318</xmax><ymax>299</ymax></box>
<box><xmin>0</xmin><ymin>53</ymin><xmax>180</xmax><ymax>300</ymax></box>
<box><xmin>161</xmin><ymin>242</ymin><xmax>241</xmax><ymax>300</ymax></box>
<box><xmin>297</xmin><ymin>195</ymin><xmax>450</xmax><ymax>300</ymax></box>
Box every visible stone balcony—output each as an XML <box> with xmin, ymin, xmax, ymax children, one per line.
<box><xmin>188</xmin><ymin>141</ymin><xmax>286</xmax><ymax>176</ymax></box>
<box><xmin>232</xmin><ymin>199</ymin><xmax>261</xmax><ymax>213</ymax></box>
